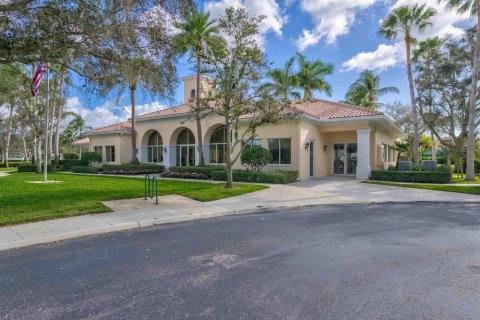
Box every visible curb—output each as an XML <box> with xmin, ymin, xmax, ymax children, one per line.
<box><xmin>1</xmin><ymin>201</ymin><xmax>479</xmax><ymax>252</ymax></box>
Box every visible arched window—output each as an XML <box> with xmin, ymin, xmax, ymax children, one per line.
<box><xmin>176</xmin><ymin>128</ymin><xmax>196</xmax><ymax>166</ymax></box>
<box><xmin>147</xmin><ymin>131</ymin><xmax>163</xmax><ymax>163</ymax></box>
<box><xmin>209</xmin><ymin>125</ymin><xmax>227</xmax><ymax>164</ymax></box>
<box><xmin>190</xmin><ymin>89</ymin><xmax>196</xmax><ymax>99</ymax></box>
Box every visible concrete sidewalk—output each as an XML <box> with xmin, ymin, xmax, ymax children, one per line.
<box><xmin>1</xmin><ymin>177</ymin><xmax>479</xmax><ymax>251</ymax></box>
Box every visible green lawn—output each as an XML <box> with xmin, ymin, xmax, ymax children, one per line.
<box><xmin>0</xmin><ymin>172</ymin><xmax>268</xmax><ymax>226</ymax></box>
<box><xmin>0</xmin><ymin>167</ymin><xmax>16</xmax><ymax>172</ymax></box>
<box><xmin>451</xmin><ymin>174</ymin><xmax>480</xmax><ymax>184</ymax></box>
<box><xmin>366</xmin><ymin>181</ymin><xmax>480</xmax><ymax>195</ymax></box>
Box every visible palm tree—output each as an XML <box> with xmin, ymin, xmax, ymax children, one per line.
<box><xmin>441</xmin><ymin>0</ymin><xmax>479</xmax><ymax>180</ymax></box>
<box><xmin>296</xmin><ymin>53</ymin><xmax>334</xmax><ymax>100</ymax></box>
<box><xmin>379</xmin><ymin>4</ymin><xmax>436</xmax><ymax>164</ymax></box>
<box><xmin>174</xmin><ymin>10</ymin><xmax>221</xmax><ymax>166</ymax></box>
<box><xmin>412</xmin><ymin>37</ymin><xmax>443</xmax><ymax>161</ymax></box>
<box><xmin>344</xmin><ymin>70</ymin><xmax>399</xmax><ymax>109</ymax></box>
<box><xmin>263</xmin><ymin>57</ymin><xmax>301</xmax><ymax>104</ymax></box>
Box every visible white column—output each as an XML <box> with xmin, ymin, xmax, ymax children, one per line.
<box><xmin>356</xmin><ymin>128</ymin><xmax>371</xmax><ymax>180</ymax></box>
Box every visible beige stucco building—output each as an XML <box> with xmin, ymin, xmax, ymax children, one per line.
<box><xmin>85</xmin><ymin>76</ymin><xmax>403</xmax><ymax>180</ymax></box>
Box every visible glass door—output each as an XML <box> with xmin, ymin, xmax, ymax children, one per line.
<box><xmin>346</xmin><ymin>143</ymin><xmax>357</xmax><ymax>175</ymax></box>
<box><xmin>309</xmin><ymin>141</ymin><xmax>314</xmax><ymax>177</ymax></box>
<box><xmin>333</xmin><ymin>144</ymin><xmax>345</xmax><ymax>174</ymax></box>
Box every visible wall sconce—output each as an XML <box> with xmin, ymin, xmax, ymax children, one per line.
<box><xmin>323</xmin><ymin>145</ymin><xmax>328</xmax><ymax>152</ymax></box>
<box><xmin>163</xmin><ymin>147</ymin><xmax>168</xmax><ymax>153</ymax></box>
<box><xmin>305</xmin><ymin>143</ymin><xmax>310</xmax><ymax>151</ymax></box>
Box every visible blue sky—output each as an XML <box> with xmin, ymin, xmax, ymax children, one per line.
<box><xmin>68</xmin><ymin>0</ymin><xmax>473</xmax><ymax>129</ymax></box>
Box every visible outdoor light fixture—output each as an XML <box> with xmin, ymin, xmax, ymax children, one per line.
<box><xmin>163</xmin><ymin>147</ymin><xmax>168</xmax><ymax>153</ymax></box>
<box><xmin>323</xmin><ymin>145</ymin><xmax>328</xmax><ymax>152</ymax></box>
<box><xmin>305</xmin><ymin>143</ymin><xmax>310</xmax><ymax>151</ymax></box>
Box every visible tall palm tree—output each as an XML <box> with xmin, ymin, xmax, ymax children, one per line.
<box><xmin>174</xmin><ymin>10</ymin><xmax>221</xmax><ymax>166</ymax></box>
<box><xmin>344</xmin><ymin>70</ymin><xmax>399</xmax><ymax>109</ymax></box>
<box><xmin>296</xmin><ymin>53</ymin><xmax>334</xmax><ymax>100</ymax></box>
<box><xmin>263</xmin><ymin>57</ymin><xmax>301</xmax><ymax>104</ymax></box>
<box><xmin>441</xmin><ymin>0</ymin><xmax>479</xmax><ymax>180</ymax></box>
<box><xmin>379</xmin><ymin>4</ymin><xmax>436</xmax><ymax>164</ymax></box>
<box><xmin>412</xmin><ymin>37</ymin><xmax>443</xmax><ymax>161</ymax></box>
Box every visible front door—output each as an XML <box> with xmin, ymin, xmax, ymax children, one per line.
<box><xmin>309</xmin><ymin>141</ymin><xmax>314</xmax><ymax>177</ymax></box>
<box><xmin>333</xmin><ymin>143</ymin><xmax>357</xmax><ymax>175</ymax></box>
<box><xmin>333</xmin><ymin>144</ymin><xmax>345</xmax><ymax>174</ymax></box>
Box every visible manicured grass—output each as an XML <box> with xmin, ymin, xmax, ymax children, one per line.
<box><xmin>0</xmin><ymin>167</ymin><xmax>16</xmax><ymax>172</ymax></box>
<box><xmin>451</xmin><ymin>174</ymin><xmax>480</xmax><ymax>184</ymax></box>
<box><xmin>365</xmin><ymin>181</ymin><xmax>480</xmax><ymax>195</ymax></box>
<box><xmin>0</xmin><ymin>172</ymin><xmax>268</xmax><ymax>226</ymax></box>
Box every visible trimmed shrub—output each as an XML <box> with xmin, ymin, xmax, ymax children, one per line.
<box><xmin>60</xmin><ymin>159</ymin><xmax>89</xmax><ymax>170</ymax></box>
<box><xmin>240</xmin><ymin>145</ymin><xmax>272</xmax><ymax>172</ymax></box>
<box><xmin>160</xmin><ymin>171</ymin><xmax>209</xmax><ymax>180</ymax></box>
<box><xmin>63</xmin><ymin>152</ymin><xmax>80</xmax><ymax>160</ymax></box>
<box><xmin>211</xmin><ymin>170</ymin><xmax>298</xmax><ymax>184</ymax></box>
<box><xmin>169</xmin><ymin>165</ymin><xmax>225</xmax><ymax>178</ymax></box>
<box><xmin>71</xmin><ymin>166</ymin><xmax>101</xmax><ymax>174</ymax></box>
<box><xmin>102</xmin><ymin>164</ymin><xmax>165</xmax><ymax>175</ymax></box>
<box><xmin>0</xmin><ymin>161</ymin><xmax>29</xmax><ymax>168</ymax></box>
<box><xmin>370</xmin><ymin>170</ymin><xmax>451</xmax><ymax>183</ymax></box>
<box><xmin>17</xmin><ymin>164</ymin><xmax>63</xmax><ymax>172</ymax></box>
<box><xmin>81</xmin><ymin>152</ymin><xmax>102</xmax><ymax>164</ymax></box>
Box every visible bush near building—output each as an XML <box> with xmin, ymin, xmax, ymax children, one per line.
<box><xmin>17</xmin><ymin>164</ymin><xmax>63</xmax><ymax>172</ymax></box>
<box><xmin>370</xmin><ymin>170</ymin><xmax>451</xmax><ymax>183</ymax></box>
<box><xmin>101</xmin><ymin>164</ymin><xmax>165</xmax><ymax>175</ymax></box>
<box><xmin>71</xmin><ymin>166</ymin><xmax>102</xmax><ymax>174</ymax></box>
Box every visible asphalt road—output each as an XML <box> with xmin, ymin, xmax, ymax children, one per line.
<box><xmin>1</xmin><ymin>203</ymin><xmax>480</xmax><ymax>320</ymax></box>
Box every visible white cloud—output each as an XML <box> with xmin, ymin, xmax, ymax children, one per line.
<box><xmin>65</xmin><ymin>97</ymin><xmax>166</xmax><ymax>130</ymax></box>
<box><xmin>296</xmin><ymin>0</ymin><xmax>378</xmax><ymax>51</ymax></box>
<box><xmin>341</xmin><ymin>0</ymin><xmax>473</xmax><ymax>72</ymax></box>
<box><xmin>204</xmin><ymin>0</ymin><xmax>287</xmax><ymax>48</ymax></box>
<box><xmin>342</xmin><ymin>42</ymin><xmax>405</xmax><ymax>72</ymax></box>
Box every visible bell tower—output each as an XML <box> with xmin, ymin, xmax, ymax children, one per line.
<box><xmin>182</xmin><ymin>75</ymin><xmax>214</xmax><ymax>104</ymax></box>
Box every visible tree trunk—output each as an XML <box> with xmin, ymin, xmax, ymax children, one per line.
<box><xmin>22</xmin><ymin>135</ymin><xmax>28</xmax><ymax>161</ymax></box>
<box><xmin>406</xmin><ymin>35</ymin><xmax>420</xmax><ymax>164</ymax></box>
<box><xmin>196</xmin><ymin>54</ymin><xmax>205</xmax><ymax>166</ymax></box>
<box><xmin>130</xmin><ymin>81</ymin><xmax>139</xmax><ymax>164</ymax></box>
<box><xmin>465</xmin><ymin>1</ymin><xmax>480</xmax><ymax>180</ymax></box>
<box><xmin>49</xmin><ymin>75</ymin><xmax>58</xmax><ymax>156</ymax></box>
<box><xmin>4</xmin><ymin>104</ymin><xmax>14</xmax><ymax>168</ymax></box>
<box><xmin>54</xmin><ymin>66</ymin><xmax>66</xmax><ymax>164</ymax></box>
<box><xmin>35</xmin><ymin>137</ymin><xmax>42</xmax><ymax>173</ymax></box>
<box><xmin>225</xmin><ymin>120</ymin><xmax>233</xmax><ymax>188</ymax></box>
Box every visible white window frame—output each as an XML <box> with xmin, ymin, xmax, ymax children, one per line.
<box><xmin>268</xmin><ymin>138</ymin><xmax>292</xmax><ymax>165</ymax></box>
<box><xmin>105</xmin><ymin>145</ymin><xmax>115</xmax><ymax>163</ymax></box>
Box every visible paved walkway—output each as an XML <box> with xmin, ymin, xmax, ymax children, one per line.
<box><xmin>0</xmin><ymin>176</ymin><xmax>479</xmax><ymax>251</ymax></box>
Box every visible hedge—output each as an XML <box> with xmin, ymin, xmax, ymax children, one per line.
<box><xmin>63</xmin><ymin>152</ymin><xmax>80</xmax><ymax>160</ymax></box>
<box><xmin>0</xmin><ymin>161</ymin><xmax>29</xmax><ymax>168</ymax></box>
<box><xmin>71</xmin><ymin>166</ymin><xmax>101</xmax><ymax>174</ymax></box>
<box><xmin>169</xmin><ymin>165</ymin><xmax>225</xmax><ymax>178</ymax></box>
<box><xmin>370</xmin><ymin>170</ymin><xmax>451</xmax><ymax>183</ymax></box>
<box><xmin>17</xmin><ymin>164</ymin><xmax>63</xmax><ymax>172</ymax></box>
<box><xmin>211</xmin><ymin>170</ymin><xmax>298</xmax><ymax>184</ymax></box>
<box><xmin>160</xmin><ymin>171</ymin><xmax>209</xmax><ymax>180</ymax></box>
<box><xmin>59</xmin><ymin>159</ymin><xmax>89</xmax><ymax>170</ymax></box>
<box><xmin>102</xmin><ymin>164</ymin><xmax>165</xmax><ymax>175</ymax></box>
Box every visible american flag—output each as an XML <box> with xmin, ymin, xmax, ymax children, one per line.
<box><xmin>31</xmin><ymin>62</ymin><xmax>47</xmax><ymax>97</ymax></box>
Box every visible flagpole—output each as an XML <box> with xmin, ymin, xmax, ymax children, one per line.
<box><xmin>44</xmin><ymin>62</ymin><xmax>50</xmax><ymax>182</ymax></box>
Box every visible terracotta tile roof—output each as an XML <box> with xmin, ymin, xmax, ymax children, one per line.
<box><xmin>86</xmin><ymin>99</ymin><xmax>383</xmax><ymax>135</ymax></box>
<box><xmin>71</xmin><ymin>137</ymin><xmax>90</xmax><ymax>145</ymax></box>
<box><xmin>136</xmin><ymin>104</ymin><xmax>194</xmax><ymax>120</ymax></box>
<box><xmin>85</xmin><ymin>121</ymin><xmax>132</xmax><ymax>135</ymax></box>
<box><xmin>291</xmin><ymin>99</ymin><xmax>383</xmax><ymax>120</ymax></box>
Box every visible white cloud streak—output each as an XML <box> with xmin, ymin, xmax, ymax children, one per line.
<box><xmin>341</xmin><ymin>0</ymin><xmax>473</xmax><ymax>72</ymax></box>
<box><xmin>204</xmin><ymin>0</ymin><xmax>287</xmax><ymax>48</ymax></box>
<box><xmin>65</xmin><ymin>97</ymin><xmax>167</xmax><ymax>129</ymax></box>
<box><xmin>296</xmin><ymin>0</ymin><xmax>377</xmax><ymax>51</ymax></box>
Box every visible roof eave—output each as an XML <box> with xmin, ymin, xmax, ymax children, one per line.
<box><xmin>86</xmin><ymin>131</ymin><xmax>132</xmax><ymax>136</ymax></box>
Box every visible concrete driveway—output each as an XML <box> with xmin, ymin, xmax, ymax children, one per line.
<box><xmin>208</xmin><ymin>176</ymin><xmax>480</xmax><ymax>212</ymax></box>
